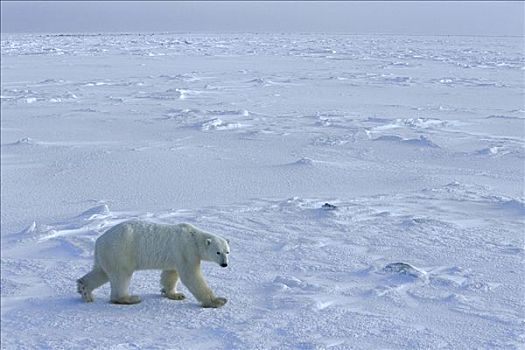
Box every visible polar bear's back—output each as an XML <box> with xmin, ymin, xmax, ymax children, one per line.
<box><xmin>94</xmin><ymin>221</ymin><xmax>195</xmax><ymax>271</ymax></box>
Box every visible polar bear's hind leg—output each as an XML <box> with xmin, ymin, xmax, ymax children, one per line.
<box><xmin>77</xmin><ymin>278</ymin><xmax>93</xmax><ymax>302</ymax></box>
<box><xmin>77</xmin><ymin>267</ymin><xmax>109</xmax><ymax>302</ymax></box>
<box><xmin>160</xmin><ymin>269</ymin><xmax>186</xmax><ymax>300</ymax></box>
<box><xmin>109</xmin><ymin>272</ymin><xmax>141</xmax><ymax>305</ymax></box>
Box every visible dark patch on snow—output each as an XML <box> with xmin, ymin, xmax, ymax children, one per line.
<box><xmin>383</xmin><ymin>262</ymin><xmax>427</xmax><ymax>279</ymax></box>
<box><xmin>293</xmin><ymin>157</ymin><xmax>315</xmax><ymax>165</ymax></box>
<box><xmin>321</xmin><ymin>203</ymin><xmax>337</xmax><ymax>211</ymax></box>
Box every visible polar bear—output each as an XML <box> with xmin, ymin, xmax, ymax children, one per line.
<box><xmin>77</xmin><ymin>221</ymin><xmax>230</xmax><ymax>308</ymax></box>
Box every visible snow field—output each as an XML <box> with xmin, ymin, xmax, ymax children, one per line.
<box><xmin>1</xmin><ymin>32</ymin><xmax>524</xmax><ymax>349</ymax></box>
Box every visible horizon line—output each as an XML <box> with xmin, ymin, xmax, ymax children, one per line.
<box><xmin>2</xmin><ymin>30</ymin><xmax>524</xmax><ymax>39</ymax></box>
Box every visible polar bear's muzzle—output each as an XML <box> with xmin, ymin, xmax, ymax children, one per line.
<box><xmin>220</xmin><ymin>255</ymin><xmax>228</xmax><ymax>267</ymax></box>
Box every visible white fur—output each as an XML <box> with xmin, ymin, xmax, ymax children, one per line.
<box><xmin>77</xmin><ymin>221</ymin><xmax>230</xmax><ymax>307</ymax></box>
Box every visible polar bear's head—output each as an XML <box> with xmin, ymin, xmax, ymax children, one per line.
<box><xmin>204</xmin><ymin>236</ymin><xmax>230</xmax><ymax>268</ymax></box>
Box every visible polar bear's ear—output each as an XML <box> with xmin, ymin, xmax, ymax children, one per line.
<box><xmin>206</xmin><ymin>238</ymin><xmax>212</xmax><ymax>246</ymax></box>
<box><xmin>226</xmin><ymin>239</ymin><xmax>230</xmax><ymax>244</ymax></box>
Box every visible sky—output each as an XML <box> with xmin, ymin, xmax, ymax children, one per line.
<box><xmin>1</xmin><ymin>1</ymin><xmax>524</xmax><ymax>36</ymax></box>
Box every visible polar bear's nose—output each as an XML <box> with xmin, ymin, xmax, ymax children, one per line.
<box><xmin>221</xmin><ymin>263</ymin><xmax>228</xmax><ymax>268</ymax></box>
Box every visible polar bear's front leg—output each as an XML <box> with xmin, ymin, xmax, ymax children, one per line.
<box><xmin>160</xmin><ymin>270</ymin><xmax>186</xmax><ymax>300</ymax></box>
<box><xmin>109</xmin><ymin>272</ymin><xmax>141</xmax><ymax>305</ymax></box>
<box><xmin>179</xmin><ymin>267</ymin><xmax>227</xmax><ymax>308</ymax></box>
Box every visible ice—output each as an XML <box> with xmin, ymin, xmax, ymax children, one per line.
<box><xmin>373</xmin><ymin>135</ymin><xmax>440</xmax><ymax>148</ymax></box>
<box><xmin>1</xmin><ymin>32</ymin><xmax>524</xmax><ymax>349</ymax></box>
<box><xmin>200</xmin><ymin>118</ymin><xmax>243</xmax><ymax>131</ymax></box>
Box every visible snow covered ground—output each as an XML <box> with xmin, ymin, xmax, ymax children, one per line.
<box><xmin>1</xmin><ymin>32</ymin><xmax>524</xmax><ymax>349</ymax></box>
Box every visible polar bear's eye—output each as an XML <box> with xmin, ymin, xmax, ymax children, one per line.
<box><xmin>216</xmin><ymin>252</ymin><xmax>221</xmax><ymax>255</ymax></box>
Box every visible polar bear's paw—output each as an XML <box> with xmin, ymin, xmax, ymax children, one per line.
<box><xmin>202</xmin><ymin>297</ymin><xmax>227</xmax><ymax>308</ymax></box>
<box><xmin>77</xmin><ymin>278</ymin><xmax>94</xmax><ymax>302</ymax></box>
<box><xmin>111</xmin><ymin>295</ymin><xmax>142</xmax><ymax>305</ymax></box>
<box><xmin>161</xmin><ymin>289</ymin><xmax>186</xmax><ymax>300</ymax></box>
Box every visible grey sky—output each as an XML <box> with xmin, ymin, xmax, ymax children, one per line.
<box><xmin>1</xmin><ymin>1</ymin><xmax>524</xmax><ymax>36</ymax></box>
